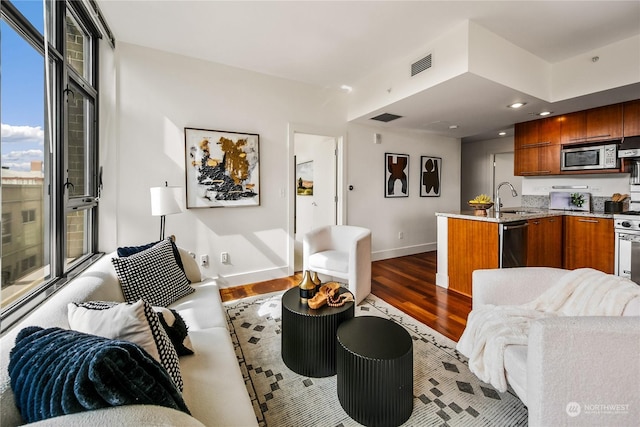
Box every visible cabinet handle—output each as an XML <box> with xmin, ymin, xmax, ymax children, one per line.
<box><xmin>531</xmin><ymin>221</ymin><xmax>540</xmax><ymax>225</ymax></box>
<box><xmin>521</xmin><ymin>171</ymin><xmax>551</xmax><ymax>175</ymax></box>
<box><xmin>548</xmin><ymin>219</ymin><xmax>556</xmax><ymax>223</ymax></box>
<box><xmin>578</xmin><ymin>219</ymin><xmax>599</xmax><ymax>223</ymax></box>
<box><xmin>521</xmin><ymin>141</ymin><xmax>552</xmax><ymax>148</ymax></box>
<box><xmin>570</xmin><ymin>134</ymin><xmax>611</xmax><ymax>142</ymax></box>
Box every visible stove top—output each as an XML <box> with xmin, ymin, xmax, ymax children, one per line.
<box><xmin>615</xmin><ymin>211</ymin><xmax>640</xmax><ymax>217</ymax></box>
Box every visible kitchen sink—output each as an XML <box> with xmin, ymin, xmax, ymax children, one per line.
<box><xmin>500</xmin><ymin>209</ymin><xmax>540</xmax><ymax>215</ymax></box>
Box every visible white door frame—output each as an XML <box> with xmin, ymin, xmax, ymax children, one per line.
<box><xmin>287</xmin><ymin>123</ymin><xmax>346</xmax><ymax>275</ymax></box>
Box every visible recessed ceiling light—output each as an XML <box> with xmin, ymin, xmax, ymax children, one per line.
<box><xmin>449</xmin><ymin>125</ymin><xmax>459</xmax><ymax>129</ymax></box>
<box><xmin>538</xmin><ymin>111</ymin><xmax>553</xmax><ymax>116</ymax></box>
<box><xmin>340</xmin><ymin>85</ymin><xmax>353</xmax><ymax>93</ymax></box>
<box><xmin>498</xmin><ymin>131</ymin><xmax>507</xmax><ymax>136</ymax></box>
<box><xmin>508</xmin><ymin>102</ymin><xmax>527</xmax><ymax>109</ymax></box>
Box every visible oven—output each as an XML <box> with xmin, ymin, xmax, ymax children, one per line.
<box><xmin>614</xmin><ymin>213</ymin><xmax>640</xmax><ymax>285</ymax></box>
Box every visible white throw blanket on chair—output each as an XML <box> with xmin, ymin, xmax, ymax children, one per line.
<box><xmin>457</xmin><ymin>268</ymin><xmax>640</xmax><ymax>392</ymax></box>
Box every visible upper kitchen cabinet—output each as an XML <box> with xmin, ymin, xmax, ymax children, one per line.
<box><xmin>560</xmin><ymin>104</ymin><xmax>623</xmax><ymax>145</ymax></box>
<box><xmin>623</xmin><ymin>99</ymin><xmax>640</xmax><ymax>137</ymax></box>
<box><xmin>514</xmin><ymin>117</ymin><xmax>561</xmax><ymax>176</ymax></box>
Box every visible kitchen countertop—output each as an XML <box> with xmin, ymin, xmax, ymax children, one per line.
<box><xmin>435</xmin><ymin>208</ymin><xmax>614</xmax><ymax>223</ymax></box>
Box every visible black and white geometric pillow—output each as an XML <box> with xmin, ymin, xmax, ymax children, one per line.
<box><xmin>154</xmin><ymin>306</ymin><xmax>195</xmax><ymax>356</ymax></box>
<box><xmin>112</xmin><ymin>238</ymin><xmax>195</xmax><ymax>307</ymax></box>
<box><xmin>68</xmin><ymin>299</ymin><xmax>184</xmax><ymax>391</ymax></box>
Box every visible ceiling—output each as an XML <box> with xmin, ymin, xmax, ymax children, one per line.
<box><xmin>96</xmin><ymin>1</ymin><xmax>640</xmax><ymax>142</ymax></box>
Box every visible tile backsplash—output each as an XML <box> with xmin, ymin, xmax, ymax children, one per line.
<box><xmin>522</xmin><ymin>195</ymin><xmax>625</xmax><ymax>212</ymax></box>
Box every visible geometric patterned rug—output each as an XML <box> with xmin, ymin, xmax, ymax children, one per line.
<box><xmin>224</xmin><ymin>292</ymin><xmax>527</xmax><ymax>426</ymax></box>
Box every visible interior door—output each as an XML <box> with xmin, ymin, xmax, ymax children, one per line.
<box><xmin>493</xmin><ymin>152</ymin><xmax>522</xmax><ymax>207</ymax></box>
<box><xmin>294</xmin><ymin>133</ymin><xmax>337</xmax><ymax>270</ymax></box>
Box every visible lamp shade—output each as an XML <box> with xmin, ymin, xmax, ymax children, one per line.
<box><xmin>150</xmin><ymin>186</ymin><xmax>183</xmax><ymax>216</ymax></box>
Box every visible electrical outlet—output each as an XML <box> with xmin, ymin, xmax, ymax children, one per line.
<box><xmin>398</xmin><ymin>231</ymin><xmax>404</xmax><ymax>239</ymax></box>
<box><xmin>221</xmin><ymin>252</ymin><xmax>229</xmax><ymax>264</ymax></box>
<box><xmin>200</xmin><ymin>254</ymin><xmax>209</xmax><ymax>267</ymax></box>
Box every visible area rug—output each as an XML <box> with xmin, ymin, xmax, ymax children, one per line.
<box><xmin>224</xmin><ymin>292</ymin><xmax>527</xmax><ymax>426</ymax></box>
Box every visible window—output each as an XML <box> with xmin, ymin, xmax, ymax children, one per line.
<box><xmin>21</xmin><ymin>210</ymin><xmax>36</xmax><ymax>223</ymax></box>
<box><xmin>1</xmin><ymin>0</ymin><xmax>111</xmax><ymax>328</ymax></box>
<box><xmin>2</xmin><ymin>213</ymin><xmax>12</xmax><ymax>244</ymax></box>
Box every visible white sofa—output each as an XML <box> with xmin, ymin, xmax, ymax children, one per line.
<box><xmin>0</xmin><ymin>248</ymin><xmax>257</xmax><ymax>427</ymax></box>
<box><xmin>303</xmin><ymin>225</ymin><xmax>372</xmax><ymax>304</ymax></box>
<box><xmin>471</xmin><ymin>267</ymin><xmax>640</xmax><ymax>427</ymax></box>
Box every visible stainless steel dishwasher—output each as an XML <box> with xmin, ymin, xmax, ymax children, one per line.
<box><xmin>499</xmin><ymin>220</ymin><xmax>528</xmax><ymax>268</ymax></box>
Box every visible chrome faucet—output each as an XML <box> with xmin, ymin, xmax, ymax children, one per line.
<box><xmin>495</xmin><ymin>181</ymin><xmax>518</xmax><ymax>213</ymax></box>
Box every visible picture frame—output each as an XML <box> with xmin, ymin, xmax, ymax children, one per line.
<box><xmin>420</xmin><ymin>156</ymin><xmax>441</xmax><ymax>197</ymax></box>
<box><xmin>296</xmin><ymin>161</ymin><xmax>314</xmax><ymax>196</ymax></box>
<box><xmin>385</xmin><ymin>153</ymin><xmax>409</xmax><ymax>198</ymax></box>
<box><xmin>184</xmin><ymin>127</ymin><xmax>260</xmax><ymax>208</ymax></box>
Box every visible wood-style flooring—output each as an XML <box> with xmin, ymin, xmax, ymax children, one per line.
<box><xmin>219</xmin><ymin>251</ymin><xmax>472</xmax><ymax>341</ymax></box>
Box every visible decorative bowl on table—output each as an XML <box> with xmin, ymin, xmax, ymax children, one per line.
<box><xmin>468</xmin><ymin>202</ymin><xmax>494</xmax><ymax>216</ymax></box>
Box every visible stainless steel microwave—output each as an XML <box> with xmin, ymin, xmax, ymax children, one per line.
<box><xmin>561</xmin><ymin>144</ymin><xmax>619</xmax><ymax>171</ymax></box>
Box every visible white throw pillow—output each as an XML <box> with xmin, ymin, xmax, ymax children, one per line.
<box><xmin>68</xmin><ymin>300</ymin><xmax>183</xmax><ymax>391</ymax></box>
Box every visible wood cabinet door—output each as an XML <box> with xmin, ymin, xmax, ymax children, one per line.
<box><xmin>527</xmin><ymin>217</ymin><xmax>562</xmax><ymax>268</ymax></box>
<box><xmin>563</xmin><ymin>216</ymin><xmax>614</xmax><ymax>273</ymax></box>
<box><xmin>514</xmin><ymin>147</ymin><xmax>539</xmax><ymax>176</ymax></box>
<box><xmin>447</xmin><ymin>218</ymin><xmax>499</xmax><ymax>297</ymax></box>
<box><xmin>560</xmin><ymin>111</ymin><xmax>586</xmax><ymax>144</ymax></box>
<box><xmin>538</xmin><ymin>116</ymin><xmax>561</xmax><ymax>145</ymax></box>
<box><xmin>586</xmin><ymin>104</ymin><xmax>623</xmax><ymax>141</ymax></box>
<box><xmin>514</xmin><ymin>120</ymin><xmax>539</xmax><ymax>149</ymax></box>
<box><xmin>538</xmin><ymin>144</ymin><xmax>561</xmax><ymax>175</ymax></box>
<box><xmin>623</xmin><ymin>99</ymin><xmax>640</xmax><ymax>137</ymax></box>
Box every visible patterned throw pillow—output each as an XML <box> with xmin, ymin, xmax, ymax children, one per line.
<box><xmin>117</xmin><ymin>238</ymin><xmax>187</xmax><ymax>280</ymax></box>
<box><xmin>68</xmin><ymin>300</ymin><xmax>184</xmax><ymax>391</ymax></box>
<box><xmin>112</xmin><ymin>238</ymin><xmax>194</xmax><ymax>307</ymax></box>
<box><xmin>154</xmin><ymin>307</ymin><xmax>194</xmax><ymax>356</ymax></box>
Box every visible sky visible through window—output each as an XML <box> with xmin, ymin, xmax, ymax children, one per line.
<box><xmin>1</xmin><ymin>0</ymin><xmax>45</xmax><ymax>172</ymax></box>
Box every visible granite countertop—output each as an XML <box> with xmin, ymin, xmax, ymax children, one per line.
<box><xmin>435</xmin><ymin>208</ymin><xmax>614</xmax><ymax>223</ymax></box>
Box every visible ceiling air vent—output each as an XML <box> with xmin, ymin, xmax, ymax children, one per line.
<box><xmin>370</xmin><ymin>113</ymin><xmax>403</xmax><ymax>123</ymax></box>
<box><xmin>411</xmin><ymin>53</ymin><xmax>432</xmax><ymax>77</ymax></box>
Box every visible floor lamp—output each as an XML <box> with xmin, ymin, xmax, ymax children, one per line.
<box><xmin>150</xmin><ymin>182</ymin><xmax>183</xmax><ymax>240</ymax></box>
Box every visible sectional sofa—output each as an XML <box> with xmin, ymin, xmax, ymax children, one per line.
<box><xmin>0</xmin><ymin>243</ymin><xmax>257</xmax><ymax>426</ymax></box>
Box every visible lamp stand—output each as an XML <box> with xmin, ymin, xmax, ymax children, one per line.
<box><xmin>159</xmin><ymin>215</ymin><xmax>166</xmax><ymax>240</ymax></box>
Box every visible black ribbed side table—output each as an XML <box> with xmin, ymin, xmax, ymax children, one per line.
<box><xmin>337</xmin><ymin>316</ymin><xmax>413</xmax><ymax>427</ymax></box>
<box><xmin>281</xmin><ymin>286</ymin><xmax>354</xmax><ymax>377</ymax></box>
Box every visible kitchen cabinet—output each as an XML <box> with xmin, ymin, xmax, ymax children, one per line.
<box><xmin>514</xmin><ymin>144</ymin><xmax>561</xmax><ymax>176</ymax></box>
<box><xmin>623</xmin><ymin>99</ymin><xmax>640</xmax><ymax>137</ymax></box>
<box><xmin>447</xmin><ymin>218</ymin><xmax>499</xmax><ymax>297</ymax></box>
<box><xmin>527</xmin><ymin>216</ymin><xmax>562</xmax><ymax>268</ymax></box>
<box><xmin>563</xmin><ymin>216</ymin><xmax>614</xmax><ymax>273</ymax></box>
<box><xmin>514</xmin><ymin>117</ymin><xmax>562</xmax><ymax>176</ymax></box>
<box><xmin>560</xmin><ymin>104</ymin><xmax>623</xmax><ymax>145</ymax></box>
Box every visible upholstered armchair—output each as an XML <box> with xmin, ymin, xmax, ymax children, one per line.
<box><xmin>470</xmin><ymin>267</ymin><xmax>640</xmax><ymax>427</ymax></box>
<box><xmin>303</xmin><ymin>225</ymin><xmax>372</xmax><ymax>304</ymax></box>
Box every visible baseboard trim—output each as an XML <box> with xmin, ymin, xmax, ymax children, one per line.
<box><xmin>372</xmin><ymin>243</ymin><xmax>436</xmax><ymax>261</ymax></box>
<box><xmin>214</xmin><ymin>266</ymin><xmax>290</xmax><ymax>289</ymax></box>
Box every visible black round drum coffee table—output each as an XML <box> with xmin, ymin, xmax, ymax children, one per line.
<box><xmin>281</xmin><ymin>286</ymin><xmax>354</xmax><ymax>377</ymax></box>
<box><xmin>336</xmin><ymin>316</ymin><xmax>413</xmax><ymax>427</ymax></box>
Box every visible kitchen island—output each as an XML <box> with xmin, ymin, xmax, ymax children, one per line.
<box><xmin>435</xmin><ymin>208</ymin><xmax>614</xmax><ymax>297</ymax></box>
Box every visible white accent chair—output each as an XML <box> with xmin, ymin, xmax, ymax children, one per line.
<box><xmin>303</xmin><ymin>225</ymin><xmax>372</xmax><ymax>304</ymax></box>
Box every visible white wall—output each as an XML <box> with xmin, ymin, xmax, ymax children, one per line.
<box><xmin>460</xmin><ymin>136</ymin><xmax>515</xmax><ymax>207</ymax></box>
<box><xmin>345</xmin><ymin>124</ymin><xmax>461</xmax><ymax>260</ymax></box>
<box><xmin>108</xmin><ymin>42</ymin><xmax>348</xmax><ymax>287</ymax></box>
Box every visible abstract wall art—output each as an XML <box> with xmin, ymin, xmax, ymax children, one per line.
<box><xmin>185</xmin><ymin>128</ymin><xmax>260</xmax><ymax>208</ymax></box>
<box><xmin>385</xmin><ymin>153</ymin><xmax>409</xmax><ymax>198</ymax></box>
<box><xmin>420</xmin><ymin>156</ymin><xmax>441</xmax><ymax>197</ymax></box>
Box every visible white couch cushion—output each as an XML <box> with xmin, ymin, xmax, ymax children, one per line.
<box><xmin>308</xmin><ymin>250</ymin><xmax>349</xmax><ymax>275</ymax></box>
<box><xmin>503</xmin><ymin>345</ymin><xmax>528</xmax><ymax>405</ymax></box>
<box><xmin>169</xmin><ymin>279</ymin><xmax>228</xmax><ymax>330</ymax></box>
<box><xmin>180</xmin><ymin>328</ymin><xmax>258</xmax><ymax>427</ymax></box>
<box><xmin>28</xmin><ymin>405</ymin><xmax>205</xmax><ymax>426</ymax></box>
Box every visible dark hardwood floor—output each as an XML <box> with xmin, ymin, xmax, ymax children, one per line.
<box><xmin>219</xmin><ymin>251</ymin><xmax>472</xmax><ymax>341</ymax></box>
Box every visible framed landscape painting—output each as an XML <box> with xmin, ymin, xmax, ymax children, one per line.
<box><xmin>385</xmin><ymin>153</ymin><xmax>409</xmax><ymax>198</ymax></box>
<box><xmin>185</xmin><ymin>128</ymin><xmax>260</xmax><ymax>208</ymax></box>
<box><xmin>420</xmin><ymin>156</ymin><xmax>441</xmax><ymax>197</ymax></box>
